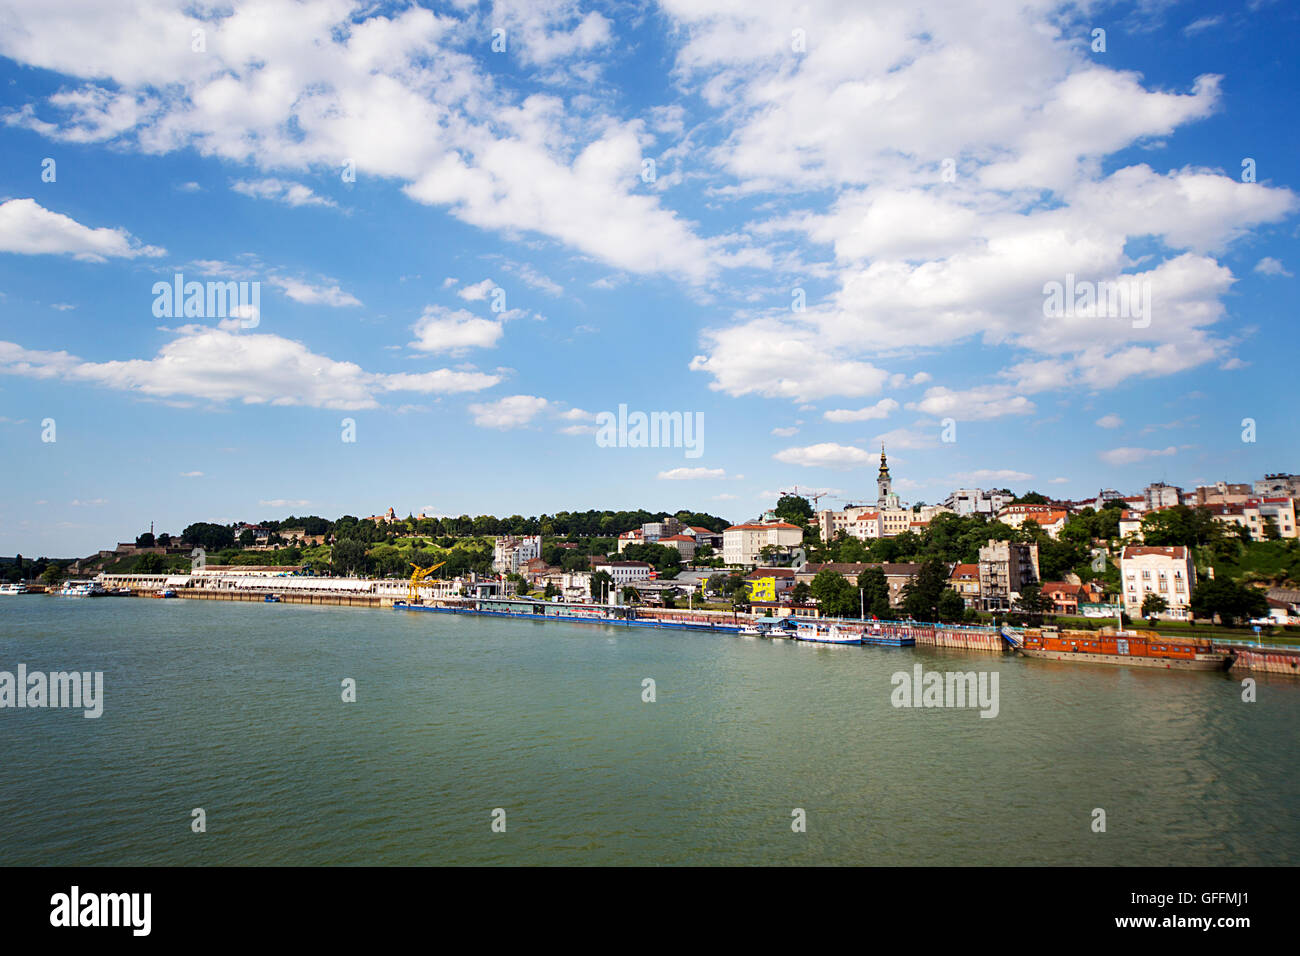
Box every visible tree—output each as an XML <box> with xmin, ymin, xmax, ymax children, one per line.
<box><xmin>774</xmin><ymin>494</ymin><xmax>813</xmax><ymax>524</ymax></box>
<box><xmin>901</xmin><ymin>558</ymin><xmax>950</xmax><ymax>620</ymax></box>
<box><xmin>791</xmin><ymin>581</ymin><xmax>811</xmax><ymax>605</ymax></box>
<box><xmin>238</xmin><ymin>529</ymin><xmax>255</xmax><ymax>547</ymax></box>
<box><xmin>1013</xmin><ymin>583</ymin><xmax>1051</xmax><ymax>623</ymax></box>
<box><xmin>134</xmin><ymin>553</ymin><xmax>165</xmax><ymax>574</ymax></box>
<box><xmin>937</xmin><ymin>588</ymin><xmax>966</xmax><ymax>622</ymax></box>
<box><xmin>1141</xmin><ymin>592</ymin><xmax>1168</xmax><ymax>621</ymax></box>
<box><xmin>856</xmin><ymin>566</ymin><xmax>889</xmax><ymax>610</ymax></box>
<box><xmin>543</xmin><ymin>582</ymin><xmax>559</xmax><ymax>599</ymax></box>
<box><xmin>135</xmin><ymin>532</ymin><xmax>155</xmax><ymax>548</ymax></box>
<box><xmin>331</xmin><ymin>539</ymin><xmax>370</xmax><ymax>576</ymax></box>
<box><xmin>1191</xmin><ymin>579</ymin><xmax>1268</xmax><ymax>625</ymax></box>
<box><xmin>1012</xmin><ymin>492</ymin><xmax>1050</xmax><ymax>505</ymax></box>
<box><xmin>810</xmin><ymin>569</ymin><xmax>856</xmax><ymax>617</ymax></box>
<box><xmin>182</xmin><ymin>522</ymin><xmax>235</xmax><ymax>552</ymax></box>
<box><xmin>40</xmin><ymin>564</ymin><xmax>66</xmax><ymax>587</ymax></box>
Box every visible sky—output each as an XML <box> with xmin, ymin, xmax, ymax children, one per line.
<box><xmin>0</xmin><ymin>0</ymin><xmax>1297</xmax><ymax>557</ymax></box>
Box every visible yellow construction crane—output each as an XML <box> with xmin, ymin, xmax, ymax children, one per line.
<box><xmin>408</xmin><ymin>561</ymin><xmax>447</xmax><ymax>603</ymax></box>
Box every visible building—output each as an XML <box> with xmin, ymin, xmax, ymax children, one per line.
<box><xmin>592</xmin><ymin>561</ymin><xmax>653</xmax><ymax>587</ymax></box>
<box><xmin>722</xmin><ymin>521</ymin><xmax>804</xmax><ymax>567</ymax></box>
<box><xmin>1206</xmin><ymin>498</ymin><xmax>1299</xmax><ymax>540</ymax></box>
<box><xmin>1118</xmin><ymin>510</ymin><xmax>1143</xmax><ymax>541</ymax></box>
<box><xmin>795</xmin><ymin>562</ymin><xmax>922</xmax><ymax>608</ymax></box>
<box><xmin>686</xmin><ymin>526</ymin><xmax>723</xmax><ymax>549</ymax></box>
<box><xmin>1193</xmin><ymin>482</ymin><xmax>1252</xmax><ymax>507</ymax></box>
<box><xmin>1254</xmin><ymin>497</ymin><xmax>1298</xmax><ymax>539</ymax></box>
<box><xmin>1143</xmin><ymin>482</ymin><xmax>1182</xmax><ymax>510</ymax></box>
<box><xmin>493</xmin><ymin>534</ymin><xmax>542</xmax><ymax>574</ymax></box>
<box><xmin>657</xmin><ymin>534</ymin><xmax>698</xmax><ymax>561</ymax></box>
<box><xmin>997</xmin><ymin>505</ymin><xmax>1070</xmax><ymax>538</ymax></box>
<box><xmin>1119</xmin><ymin>545</ymin><xmax>1195</xmax><ymax>621</ymax></box>
<box><xmin>942</xmin><ymin>488</ymin><xmax>1014</xmax><ymax>516</ymax></box>
<box><xmin>977</xmin><ymin>539</ymin><xmax>1040</xmax><ymax>611</ymax></box>
<box><xmin>641</xmin><ymin>517</ymin><xmax>682</xmax><ymax>543</ymax></box>
<box><xmin>744</xmin><ymin>568</ymin><xmax>797</xmax><ymax>603</ymax></box>
<box><xmin>876</xmin><ymin>445</ymin><xmax>904</xmax><ymax>511</ymax></box>
<box><xmin>616</xmin><ymin>529</ymin><xmax>645</xmax><ymax>553</ymax></box>
<box><xmin>365</xmin><ymin>507</ymin><xmax>399</xmax><ymax>525</ymax></box>
<box><xmin>1254</xmin><ymin>473</ymin><xmax>1300</xmax><ymax>498</ymax></box>
<box><xmin>948</xmin><ymin>563</ymin><xmax>981</xmax><ymax>608</ymax></box>
<box><xmin>1040</xmin><ymin>581</ymin><xmax>1085</xmax><ymax>615</ymax></box>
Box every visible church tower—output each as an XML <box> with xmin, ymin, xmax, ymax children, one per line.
<box><xmin>877</xmin><ymin>444</ymin><xmax>892</xmax><ymax>509</ymax></box>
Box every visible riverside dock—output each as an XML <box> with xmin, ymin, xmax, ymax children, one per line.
<box><xmin>61</xmin><ymin>572</ymin><xmax>1300</xmax><ymax>675</ymax></box>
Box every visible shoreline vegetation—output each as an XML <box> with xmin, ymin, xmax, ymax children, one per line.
<box><xmin>3</xmin><ymin>496</ymin><xmax>1298</xmax><ymax>642</ymax></box>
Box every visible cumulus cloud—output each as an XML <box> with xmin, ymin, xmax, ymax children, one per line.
<box><xmin>658</xmin><ymin>467</ymin><xmax>727</xmax><ymax>480</ymax></box>
<box><xmin>1255</xmin><ymin>257</ymin><xmax>1292</xmax><ymax>278</ymax></box>
<box><xmin>410</xmin><ymin>305</ymin><xmax>504</xmax><ymax>353</ymax></box>
<box><xmin>0</xmin><ymin>198</ymin><xmax>164</xmax><ymax>260</ymax></box>
<box><xmin>1099</xmin><ymin>446</ymin><xmax>1179</xmax><ymax>465</ymax></box>
<box><xmin>0</xmin><ymin>328</ymin><xmax>499</xmax><ymax>409</ymax></box>
<box><xmin>824</xmin><ymin>399</ymin><xmax>899</xmax><ymax>423</ymax></box>
<box><xmin>773</xmin><ymin>443</ymin><xmax>873</xmax><ymax>469</ymax></box>
<box><xmin>231</xmin><ymin>178</ymin><xmax>336</xmax><ymax>208</ymax></box>
<box><xmin>468</xmin><ymin>394</ymin><xmax>550</xmax><ymax>429</ymax></box>
<box><xmin>1095</xmin><ymin>414</ymin><xmax>1123</xmax><ymax>429</ymax></box>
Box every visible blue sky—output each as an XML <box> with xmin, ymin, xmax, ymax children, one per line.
<box><xmin>0</xmin><ymin>0</ymin><xmax>1297</xmax><ymax>557</ymax></box>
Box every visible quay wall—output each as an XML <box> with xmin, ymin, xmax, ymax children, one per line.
<box><xmin>1226</xmin><ymin>645</ymin><xmax>1300</xmax><ymax>676</ymax></box>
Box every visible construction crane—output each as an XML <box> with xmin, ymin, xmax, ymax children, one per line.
<box><xmin>408</xmin><ymin>561</ymin><xmax>447</xmax><ymax>604</ymax></box>
<box><xmin>779</xmin><ymin>486</ymin><xmax>832</xmax><ymax>510</ymax></box>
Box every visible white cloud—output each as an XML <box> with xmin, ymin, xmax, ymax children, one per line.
<box><xmin>658</xmin><ymin>467</ymin><xmax>727</xmax><ymax>480</ymax></box>
<box><xmin>1048</xmin><ymin>477</ymin><xmax>1069</xmax><ymax>484</ymax></box>
<box><xmin>410</xmin><ymin>305</ymin><xmax>504</xmax><ymax>353</ymax></box>
<box><xmin>457</xmin><ymin>278</ymin><xmax>498</xmax><ymax>302</ymax></box>
<box><xmin>1254</xmin><ymin>257</ymin><xmax>1292</xmax><ymax>278</ymax></box>
<box><xmin>259</xmin><ymin>499</ymin><xmax>310</xmax><ymax>508</ymax></box>
<box><xmin>0</xmin><ymin>328</ymin><xmax>500</xmax><ymax>410</ymax></box>
<box><xmin>0</xmin><ymin>198</ymin><xmax>164</xmax><ymax>261</ymax></box>
<box><xmin>180</xmin><ymin>470</ymin><xmax>204</xmax><ymax>477</ymax></box>
<box><xmin>231</xmin><ymin>177</ymin><xmax>336</xmax><ymax>208</ymax></box>
<box><xmin>909</xmin><ymin>386</ymin><xmax>1034</xmax><ymax>420</ymax></box>
<box><xmin>771</xmin><ymin>426</ymin><xmax>798</xmax><ymax>437</ymax></box>
<box><xmin>1095</xmin><ymin>414</ymin><xmax>1124</xmax><ymax>429</ymax></box>
<box><xmin>824</xmin><ymin>399</ymin><xmax>899</xmax><ymax>423</ymax></box>
<box><xmin>267</xmin><ymin>276</ymin><xmax>362</xmax><ymax>307</ymax></box>
<box><xmin>773</xmin><ymin>443</ymin><xmax>873</xmax><ymax>469</ymax></box>
<box><xmin>468</xmin><ymin>394</ymin><xmax>550</xmax><ymax>429</ymax></box>
<box><xmin>1099</xmin><ymin>446</ymin><xmax>1179</xmax><ymax>466</ymax></box>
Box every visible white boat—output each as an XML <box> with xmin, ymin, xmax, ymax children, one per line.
<box><xmin>59</xmin><ymin>581</ymin><xmax>105</xmax><ymax>597</ymax></box>
<box><xmin>0</xmin><ymin>583</ymin><xmax>30</xmax><ymax>595</ymax></box>
<box><xmin>738</xmin><ymin>622</ymin><xmax>769</xmax><ymax>637</ymax></box>
<box><xmin>795</xmin><ymin>622</ymin><xmax>863</xmax><ymax>645</ymax></box>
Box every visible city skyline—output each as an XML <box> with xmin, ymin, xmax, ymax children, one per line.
<box><xmin>1</xmin><ymin>1</ymin><xmax>1297</xmax><ymax>557</ymax></box>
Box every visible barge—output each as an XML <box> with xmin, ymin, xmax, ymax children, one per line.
<box><xmin>1016</xmin><ymin>625</ymin><xmax>1234</xmax><ymax>671</ymax></box>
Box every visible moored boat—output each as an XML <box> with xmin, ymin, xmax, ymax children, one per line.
<box><xmin>0</xmin><ymin>583</ymin><xmax>30</xmax><ymax>595</ymax></box>
<box><xmin>1017</xmin><ymin>625</ymin><xmax>1233</xmax><ymax>671</ymax></box>
<box><xmin>795</xmin><ymin>621</ymin><xmax>863</xmax><ymax>645</ymax></box>
<box><xmin>59</xmin><ymin>581</ymin><xmax>105</xmax><ymax>597</ymax></box>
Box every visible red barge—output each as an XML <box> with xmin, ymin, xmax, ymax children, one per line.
<box><xmin>1015</xmin><ymin>626</ymin><xmax>1235</xmax><ymax>671</ymax></box>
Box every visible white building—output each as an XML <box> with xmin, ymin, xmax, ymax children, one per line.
<box><xmin>592</xmin><ymin>561</ymin><xmax>653</xmax><ymax>586</ymax></box>
<box><xmin>1143</xmin><ymin>482</ymin><xmax>1182</xmax><ymax>510</ymax></box>
<box><xmin>1254</xmin><ymin>474</ymin><xmax>1300</xmax><ymax>498</ymax></box>
<box><xmin>493</xmin><ymin>534</ymin><xmax>542</xmax><ymax>574</ymax></box>
<box><xmin>1120</xmin><ymin>545</ymin><xmax>1195</xmax><ymax>620</ymax></box>
<box><xmin>942</xmin><ymin>488</ymin><xmax>1014</xmax><ymax>516</ymax></box>
<box><xmin>977</xmin><ymin>539</ymin><xmax>1040</xmax><ymax>611</ymax></box>
<box><xmin>722</xmin><ymin>522</ymin><xmax>804</xmax><ymax>567</ymax></box>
